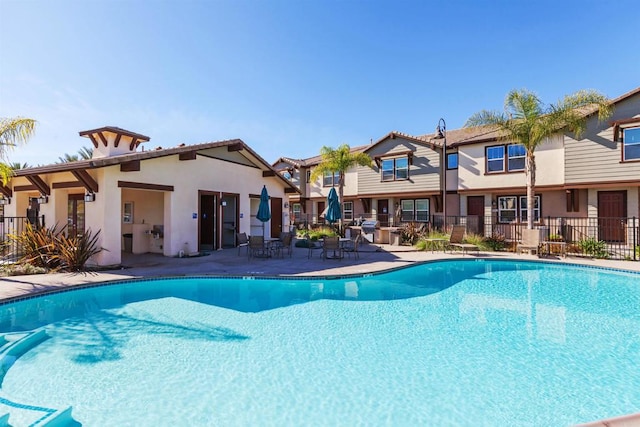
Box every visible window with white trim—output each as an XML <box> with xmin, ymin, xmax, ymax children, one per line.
<box><xmin>381</xmin><ymin>157</ymin><xmax>409</xmax><ymax>181</ymax></box>
<box><xmin>342</xmin><ymin>201</ymin><xmax>353</xmax><ymax>220</ymax></box>
<box><xmin>487</xmin><ymin>146</ymin><xmax>505</xmax><ymax>173</ymax></box>
<box><xmin>323</xmin><ymin>171</ymin><xmax>339</xmax><ymax>187</ymax></box>
<box><xmin>497</xmin><ymin>195</ymin><xmax>541</xmax><ymax>223</ymax></box>
<box><xmin>508</xmin><ymin>144</ymin><xmax>526</xmax><ymax>171</ymax></box>
<box><xmin>400</xmin><ymin>199</ymin><xmax>429</xmax><ymax>222</ymax></box>
<box><xmin>623</xmin><ymin>127</ymin><xmax>640</xmax><ymax>161</ymax></box>
<box><xmin>519</xmin><ymin>196</ymin><xmax>540</xmax><ymax>222</ymax></box>
<box><xmin>487</xmin><ymin>144</ymin><xmax>526</xmax><ymax>173</ymax></box>
<box><xmin>292</xmin><ymin>203</ymin><xmax>301</xmax><ymax>221</ymax></box>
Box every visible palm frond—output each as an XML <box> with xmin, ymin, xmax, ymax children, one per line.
<box><xmin>0</xmin><ymin>117</ymin><xmax>37</xmax><ymax>149</ymax></box>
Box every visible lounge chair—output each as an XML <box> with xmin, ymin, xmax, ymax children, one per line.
<box><xmin>343</xmin><ymin>234</ymin><xmax>361</xmax><ymax>259</ymax></box>
<box><xmin>448</xmin><ymin>225</ymin><xmax>479</xmax><ymax>255</ymax></box>
<box><xmin>516</xmin><ymin>228</ymin><xmax>541</xmax><ymax>256</ymax></box>
<box><xmin>321</xmin><ymin>236</ymin><xmax>343</xmax><ymax>260</ymax></box>
<box><xmin>236</xmin><ymin>232</ymin><xmax>249</xmax><ymax>256</ymax></box>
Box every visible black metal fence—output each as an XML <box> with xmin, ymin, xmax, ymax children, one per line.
<box><xmin>292</xmin><ymin>213</ymin><xmax>639</xmax><ymax>260</ymax></box>
<box><xmin>439</xmin><ymin>215</ymin><xmax>639</xmax><ymax>261</ymax></box>
<box><xmin>0</xmin><ymin>216</ymin><xmax>46</xmax><ymax>262</ymax></box>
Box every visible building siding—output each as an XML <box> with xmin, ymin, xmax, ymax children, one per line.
<box><xmin>358</xmin><ymin>137</ymin><xmax>441</xmax><ymax>195</ymax></box>
<box><xmin>565</xmin><ymin>94</ymin><xmax>640</xmax><ymax>184</ymax></box>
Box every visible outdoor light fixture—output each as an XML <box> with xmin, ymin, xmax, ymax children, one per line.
<box><xmin>84</xmin><ymin>193</ymin><xmax>95</xmax><ymax>202</ymax></box>
<box><xmin>0</xmin><ymin>197</ymin><xmax>9</xmax><ymax>205</ymax></box>
<box><xmin>432</xmin><ymin>118</ymin><xmax>447</xmax><ymax>230</ymax></box>
<box><xmin>37</xmin><ymin>195</ymin><xmax>48</xmax><ymax>204</ymax></box>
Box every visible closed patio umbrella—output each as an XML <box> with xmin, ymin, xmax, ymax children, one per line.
<box><xmin>325</xmin><ymin>187</ymin><xmax>341</xmax><ymax>225</ymax></box>
<box><xmin>256</xmin><ymin>185</ymin><xmax>271</xmax><ymax>236</ymax></box>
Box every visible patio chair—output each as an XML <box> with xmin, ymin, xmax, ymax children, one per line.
<box><xmin>248</xmin><ymin>235</ymin><xmax>268</xmax><ymax>259</ymax></box>
<box><xmin>322</xmin><ymin>236</ymin><xmax>343</xmax><ymax>260</ymax></box>
<box><xmin>516</xmin><ymin>228</ymin><xmax>541</xmax><ymax>256</ymax></box>
<box><xmin>305</xmin><ymin>234</ymin><xmax>323</xmax><ymax>259</ymax></box>
<box><xmin>272</xmin><ymin>232</ymin><xmax>293</xmax><ymax>258</ymax></box>
<box><xmin>343</xmin><ymin>234</ymin><xmax>361</xmax><ymax>260</ymax></box>
<box><xmin>236</xmin><ymin>232</ymin><xmax>249</xmax><ymax>256</ymax></box>
<box><xmin>448</xmin><ymin>225</ymin><xmax>479</xmax><ymax>255</ymax></box>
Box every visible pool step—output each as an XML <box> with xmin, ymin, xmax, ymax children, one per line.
<box><xmin>0</xmin><ymin>330</ymin><xmax>79</xmax><ymax>426</ymax></box>
<box><xmin>0</xmin><ymin>330</ymin><xmax>49</xmax><ymax>385</ymax></box>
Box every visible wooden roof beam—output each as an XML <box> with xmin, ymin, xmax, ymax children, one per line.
<box><xmin>0</xmin><ymin>185</ymin><xmax>12</xmax><ymax>198</ymax></box>
<box><xmin>71</xmin><ymin>169</ymin><xmax>99</xmax><ymax>193</ymax></box>
<box><xmin>97</xmin><ymin>131</ymin><xmax>109</xmax><ymax>147</ymax></box>
<box><xmin>26</xmin><ymin>175</ymin><xmax>50</xmax><ymax>196</ymax></box>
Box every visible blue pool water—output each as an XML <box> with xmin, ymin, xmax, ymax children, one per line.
<box><xmin>0</xmin><ymin>260</ymin><xmax>639</xmax><ymax>426</ymax></box>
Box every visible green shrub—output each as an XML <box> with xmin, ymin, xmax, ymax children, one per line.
<box><xmin>0</xmin><ymin>263</ymin><xmax>47</xmax><ymax>277</ymax></box>
<box><xmin>578</xmin><ymin>237</ymin><xmax>609</xmax><ymax>259</ymax></box>
<box><xmin>400</xmin><ymin>222</ymin><xmax>426</xmax><ymax>245</ymax></box>
<box><xmin>9</xmin><ymin>223</ymin><xmax>103</xmax><ymax>272</ymax></box>
<box><xmin>483</xmin><ymin>233</ymin><xmax>507</xmax><ymax>251</ymax></box>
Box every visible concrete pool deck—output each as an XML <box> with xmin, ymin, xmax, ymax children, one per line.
<box><xmin>0</xmin><ymin>242</ymin><xmax>639</xmax><ymax>426</ymax></box>
<box><xmin>0</xmin><ymin>241</ymin><xmax>638</xmax><ymax>302</ymax></box>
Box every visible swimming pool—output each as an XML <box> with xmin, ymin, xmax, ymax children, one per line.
<box><xmin>0</xmin><ymin>259</ymin><xmax>638</xmax><ymax>426</ymax></box>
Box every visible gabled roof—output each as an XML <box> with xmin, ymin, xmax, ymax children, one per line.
<box><xmin>274</xmin><ymin>144</ymin><xmax>371</xmax><ymax>169</ymax></box>
<box><xmin>12</xmin><ymin>138</ymin><xmax>299</xmax><ymax>193</ymax></box>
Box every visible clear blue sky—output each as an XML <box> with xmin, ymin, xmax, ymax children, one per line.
<box><xmin>1</xmin><ymin>0</ymin><xmax>639</xmax><ymax>166</ymax></box>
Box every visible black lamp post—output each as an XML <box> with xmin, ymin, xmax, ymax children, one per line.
<box><xmin>433</xmin><ymin>118</ymin><xmax>446</xmax><ymax>231</ymax></box>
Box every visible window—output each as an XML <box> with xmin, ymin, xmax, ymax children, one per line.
<box><xmin>291</xmin><ymin>203</ymin><xmax>301</xmax><ymax>221</ymax></box>
<box><xmin>323</xmin><ymin>171</ymin><xmax>339</xmax><ymax>187</ymax></box>
<box><xmin>507</xmin><ymin>144</ymin><xmax>526</xmax><ymax>171</ymax></box>
<box><xmin>343</xmin><ymin>201</ymin><xmax>353</xmax><ymax>220</ymax></box>
<box><xmin>400</xmin><ymin>199</ymin><xmax>429</xmax><ymax>222</ymax></box>
<box><xmin>123</xmin><ymin>202</ymin><xmax>134</xmax><ymax>224</ymax></box>
<box><xmin>487</xmin><ymin>144</ymin><xmax>526</xmax><ymax>173</ymax></box>
<box><xmin>497</xmin><ymin>196</ymin><xmax>517</xmax><ymax>222</ymax></box>
<box><xmin>283</xmin><ymin>171</ymin><xmax>292</xmax><ymax>180</ymax></box>
<box><xmin>623</xmin><ymin>127</ymin><xmax>640</xmax><ymax>161</ymax></box>
<box><xmin>487</xmin><ymin>146</ymin><xmax>505</xmax><ymax>173</ymax></box>
<box><xmin>306</xmin><ymin>170</ymin><xmax>311</xmax><ymax>183</ymax></box>
<box><xmin>447</xmin><ymin>153</ymin><xmax>458</xmax><ymax>169</ymax></box>
<box><xmin>519</xmin><ymin>196</ymin><xmax>540</xmax><ymax>222</ymax></box>
<box><xmin>381</xmin><ymin>157</ymin><xmax>409</xmax><ymax>181</ymax></box>
<box><xmin>497</xmin><ymin>195</ymin><xmax>541</xmax><ymax>223</ymax></box>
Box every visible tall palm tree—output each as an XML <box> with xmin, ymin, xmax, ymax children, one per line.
<box><xmin>0</xmin><ymin>117</ymin><xmax>37</xmax><ymax>185</ymax></box>
<box><xmin>9</xmin><ymin>162</ymin><xmax>31</xmax><ymax>170</ymax></box>
<box><xmin>57</xmin><ymin>146</ymin><xmax>94</xmax><ymax>163</ymax></box>
<box><xmin>465</xmin><ymin>89</ymin><xmax>612</xmax><ymax>229</ymax></box>
<box><xmin>310</xmin><ymin>144</ymin><xmax>372</xmax><ymax>231</ymax></box>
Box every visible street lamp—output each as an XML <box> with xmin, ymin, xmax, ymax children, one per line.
<box><xmin>433</xmin><ymin>118</ymin><xmax>446</xmax><ymax>231</ymax></box>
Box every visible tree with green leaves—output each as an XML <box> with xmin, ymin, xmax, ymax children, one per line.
<box><xmin>465</xmin><ymin>89</ymin><xmax>612</xmax><ymax>229</ymax></box>
<box><xmin>310</xmin><ymin>144</ymin><xmax>372</xmax><ymax>231</ymax></box>
<box><xmin>58</xmin><ymin>146</ymin><xmax>93</xmax><ymax>163</ymax></box>
<box><xmin>0</xmin><ymin>117</ymin><xmax>37</xmax><ymax>184</ymax></box>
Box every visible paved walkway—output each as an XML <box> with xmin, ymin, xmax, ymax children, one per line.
<box><xmin>1</xmin><ymin>241</ymin><xmax>638</xmax><ymax>302</ymax></box>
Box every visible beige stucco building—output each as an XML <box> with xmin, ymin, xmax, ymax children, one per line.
<box><xmin>1</xmin><ymin>127</ymin><xmax>297</xmax><ymax>266</ymax></box>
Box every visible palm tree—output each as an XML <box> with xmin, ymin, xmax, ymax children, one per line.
<box><xmin>9</xmin><ymin>162</ymin><xmax>30</xmax><ymax>170</ymax></box>
<box><xmin>465</xmin><ymin>89</ymin><xmax>612</xmax><ymax>229</ymax></box>
<box><xmin>310</xmin><ymin>144</ymin><xmax>372</xmax><ymax>231</ymax></box>
<box><xmin>0</xmin><ymin>117</ymin><xmax>37</xmax><ymax>185</ymax></box>
<box><xmin>57</xmin><ymin>146</ymin><xmax>94</xmax><ymax>163</ymax></box>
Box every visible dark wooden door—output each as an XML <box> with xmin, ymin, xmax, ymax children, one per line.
<box><xmin>67</xmin><ymin>194</ymin><xmax>85</xmax><ymax>237</ymax></box>
<box><xmin>200</xmin><ymin>194</ymin><xmax>216</xmax><ymax>250</ymax></box>
<box><xmin>378</xmin><ymin>199</ymin><xmax>389</xmax><ymax>226</ymax></box>
<box><xmin>317</xmin><ymin>201</ymin><xmax>325</xmax><ymax>225</ymax></box>
<box><xmin>271</xmin><ymin>197</ymin><xmax>282</xmax><ymax>238</ymax></box>
<box><xmin>467</xmin><ymin>196</ymin><xmax>485</xmax><ymax>235</ymax></box>
<box><xmin>598</xmin><ymin>191</ymin><xmax>626</xmax><ymax>242</ymax></box>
